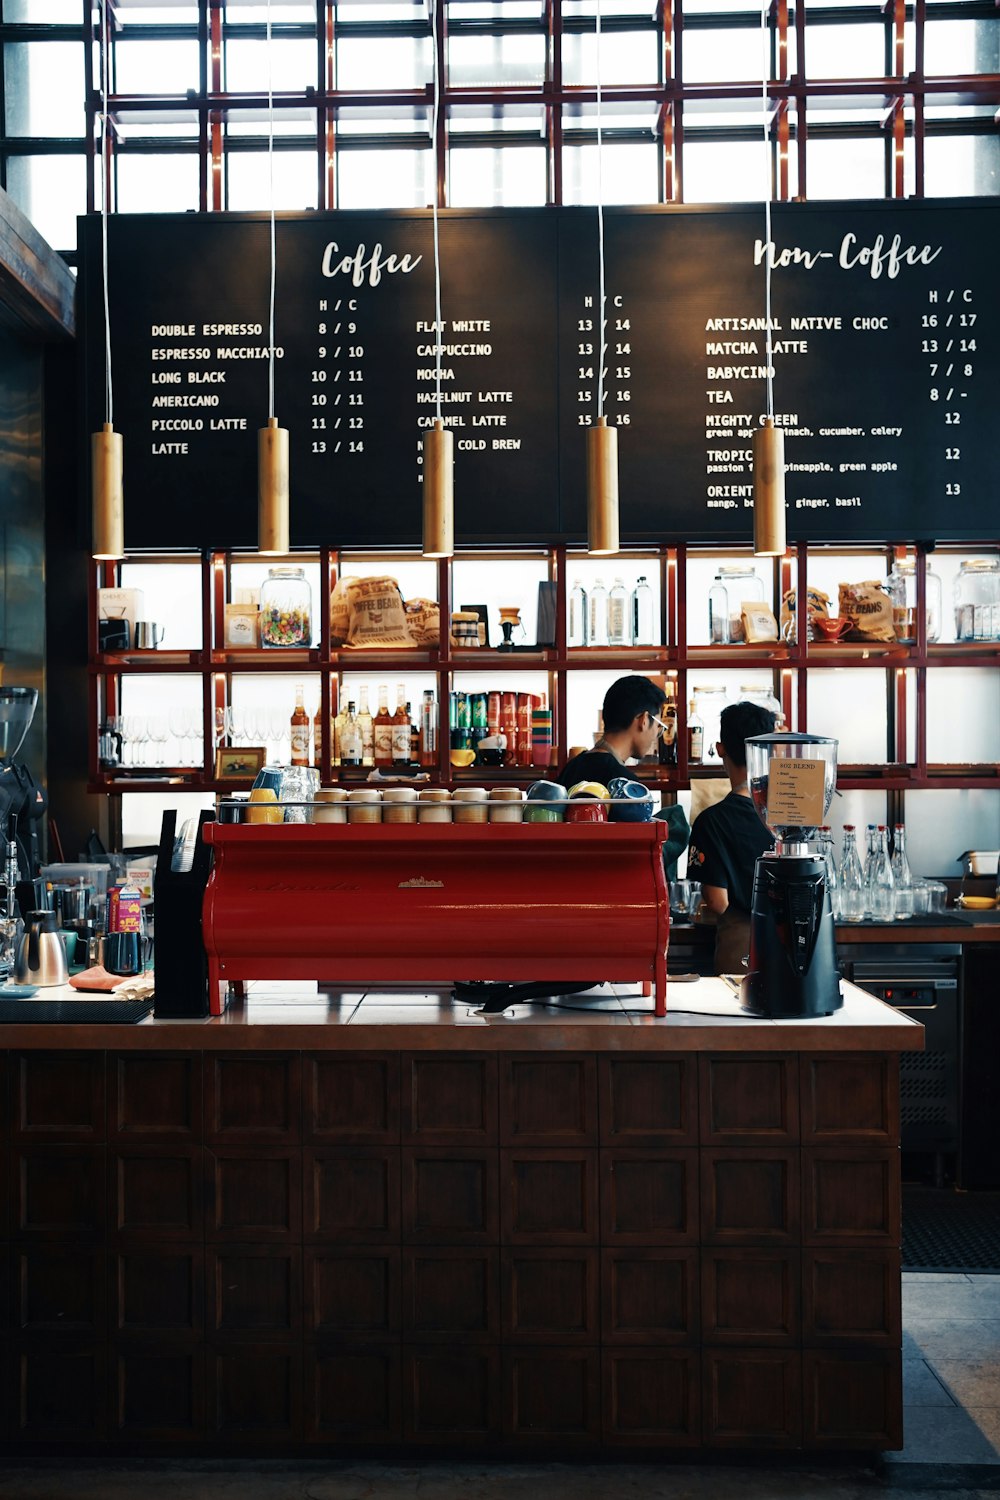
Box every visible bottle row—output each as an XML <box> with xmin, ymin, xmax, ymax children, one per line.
<box><xmin>823</xmin><ymin>822</ymin><xmax>943</xmax><ymax>922</ymax></box>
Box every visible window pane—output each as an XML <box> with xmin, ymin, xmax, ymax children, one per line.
<box><xmin>683</xmin><ymin>139</ymin><xmax>767</xmax><ymax>204</ymax></box>
<box><xmin>449</xmin><ymin>144</ymin><xmax>547</xmax><ymax>206</ymax></box>
<box><xmin>448</xmin><ymin>33</ymin><xmax>545</xmax><ymax>87</ymax></box>
<box><xmin>807</xmin><ymin>669</ymin><xmax>889</xmax><ymax>763</ymax></box>
<box><xmin>227</xmin><ymin>149</ymin><xmax>319</xmax><ymax>208</ymax></box>
<box><xmin>336</xmin><ymin>36</ymin><xmax>430</xmax><ymax>89</ymax></box>
<box><xmin>4</xmin><ymin>154</ymin><xmax>86</xmax><ymax>252</ymax></box>
<box><xmin>803</xmin><ymin>22</ymin><xmax>885</xmax><ymax>79</ymax></box>
<box><xmin>926</xmin><ymin>670</ymin><xmax>1000</xmax><ymax>765</ymax></box>
<box><xmin>925</xmin><ymin>135</ymin><xmax>1000</xmax><ymax>198</ymax></box>
<box><xmin>562</xmin><ymin>30</ymin><xmax>658</xmax><ymax>86</ymax></box>
<box><xmin>904</xmin><ymin>790</ymin><xmax>1000</xmax><ymax>880</ymax></box>
<box><xmin>115</xmin><ymin>39</ymin><xmax>200</xmax><ymax>95</ymax></box>
<box><xmin>337</xmin><ymin>146</ymin><xmax>430</xmax><ymax>207</ymax></box>
<box><xmin>117</xmin><ymin>152</ymin><xmax>200</xmax><ymax>212</ymax></box>
<box><xmin>682</xmin><ymin>28</ymin><xmax>762</xmax><ymax>86</ymax></box>
<box><xmin>807</xmin><ymin>137</ymin><xmax>884</xmax><ymax>199</ymax></box>
<box><xmin>562</xmin><ymin>141</ymin><xmax>658</xmax><ymax>205</ymax></box>
<box><xmin>119</xmin><ymin>562</ymin><xmax>204</xmax><ymax>651</ymax></box>
<box><xmin>225</xmin><ymin>39</ymin><xmax>319</xmax><ymax>93</ymax></box>
<box><xmin>5</xmin><ymin>0</ymin><xmax>80</xmax><ymax>16</ymax></box>
<box><xmin>925</xmin><ymin>18</ymin><xmax>1000</xmax><ymax>76</ymax></box>
<box><xmin>4</xmin><ymin>42</ymin><xmax>85</xmax><ymax>138</ymax></box>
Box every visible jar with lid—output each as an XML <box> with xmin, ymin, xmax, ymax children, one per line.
<box><xmin>691</xmin><ymin>684</ymin><xmax>727</xmax><ymax>761</ymax></box>
<box><xmin>259</xmin><ymin>566</ymin><xmax>312</xmax><ymax>647</ymax></box>
<box><xmin>708</xmin><ymin>565</ymin><xmax>765</xmax><ymax>644</ymax></box>
<box><xmin>954</xmin><ymin>558</ymin><xmax>1000</xmax><ymax>642</ymax></box>
<box><xmin>887</xmin><ymin>559</ymin><xmax>942</xmax><ymax>644</ymax></box>
<box><xmin>737</xmin><ymin>683</ymin><xmax>782</xmax><ymax>725</ymax></box>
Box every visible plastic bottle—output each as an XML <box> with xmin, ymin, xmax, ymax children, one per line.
<box><xmin>867</xmin><ymin>826</ymin><xmax>895</xmax><ymax>922</ymax></box>
<box><xmin>891</xmin><ymin>823</ymin><xmax>915</xmax><ymax>919</ymax></box>
<box><xmin>631</xmin><ymin>576</ymin><xmax>655</xmax><ymax>647</ymax></box>
<box><xmin>607</xmin><ymin>579</ymin><xmax>629</xmax><ymax>646</ymax></box>
<box><xmin>568</xmin><ymin>580</ymin><xmax>588</xmax><ymax>648</ymax></box>
<box><xmin>589</xmin><ymin>578</ymin><xmax>608</xmax><ymax>646</ymax></box>
<box><xmin>839</xmin><ymin>825</ymin><xmax>865</xmax><ymax>922</ymax></box>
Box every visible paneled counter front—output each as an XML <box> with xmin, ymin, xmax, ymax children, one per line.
<box><xmin>0</xmin><ymin>981</ymin><xmax>920</xmax><ymax>1457</ymax></box>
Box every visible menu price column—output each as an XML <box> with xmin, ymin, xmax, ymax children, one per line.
<box><xmin>922</xmin><ymin>283</ymin><xmax>978</xmax><ymax>516</ymax></box>
<box><xmin>312</xmin><ymin>295</ymin><xmax>366</xmax><ymax>462</ymax></box>
<box><xmin>574</xmin><ymin>293</ymin><xmax>632</xmax><ymax>432</ymax></box>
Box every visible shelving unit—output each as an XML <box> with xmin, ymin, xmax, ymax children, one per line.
<box><xmin>88</xmin><ymin>543</ymin><xmax>1000</xmax><ymax>799</ymax></box>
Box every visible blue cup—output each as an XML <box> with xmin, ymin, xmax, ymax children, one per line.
<box><xmin>525</xmin><ymin>779</ymin><xmax>568</xmax><ymax>803</ymax></box>
<box><xmin>251</xmin><ymin>767</ymin><xmax>284</xmax><ymax>795</ymax></box>
<box><xmin>607</xmin><ymin>776</ymin><xmax>654</xmax><ymax>822</ymax></box>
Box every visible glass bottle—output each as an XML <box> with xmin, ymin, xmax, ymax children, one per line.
<box><xmin>867</xmin><ymin>825</ymin><xmax>895</xmax><ymax>922</ymax></box>
<box><xmin>819</xmin><ymin>826</ymin><xmax>839</xmax><ymax>918</ymax></box>
<box><xmin>568</xmin><ymin>580</ymin><xmax>588</xmax><ymax>648</ymax></box>
<box><xmin>839</xmin><ymin>825</ymin><xmax>865</xmax><ymax>922</ymax></box>
<box><xmin>954</xmin><ymin>558</ymin><xmax>1000</xmax><ymax>642</ymax></box>
<box><xmin>340</xmin><ymin>701</ymin><xmax>363</xmax><ymax>767</ymax></box>
<box><xmin>708</xmin><ymin>565</ymin><xmax>765</xmax><ymax>645</ymax></box>
<box><xmin>331</xmin><ymin>699</ymin><xmax>346</xmax><ymax>767</ymax></box>
<box><xmin>589</xmin><ymin>578</ymin><xmax>609</xmax><ymax>646</ymax></box>
<box><xmin>289</xmin><ymin>684</ymin><xmax>310</xmax><ymax>767</ymax></box>
<box><xmin>357</xmin><ymin>685</ymin><xmax>374</xmax><ymax>767</ymax></box>
<box><xmin>891</xmin><ymin>823</ymin><xmax>915</xmax><ymax>919</ymax></box>
<box><xmin>391</xmin><ymin>684</ymin><xmax>410</xmax><ymax>763</ymax></box>
<box><xmin>631</xmin><ymin>576</ymin><xmax>655</xmax><ymax>647</ymax></box>
<box><xmin>374</xmin><ymin>686</ymin><xmax>393</xmax><ymax>767</ymax></box>
<box><xmin>420</xmin><ymin>689</ymin><xmax>437</xmax><ymax>767</ymax></box>
<box><xmin>687</xmin><ymin>698</ymin><xmax>704</xmax><ymax>763</ymax></box>
<box><xmin>259</xmin><ymin>566</ymin><xmax>312</xmax><ymax>648</ymax></box>
<box><xmin>607</xmin><ymin>578</ymin><xmax>629</xmax><ymax>646</ymax></box>
<box><xmin>887</xmin><ymin>559</ymin><xmax>942</xmax><ymax>644</ymax></box>
<box><xmin>658</xmin><ymin>684</ymin><xmax>678</xmax><ymax>768</ymax></box>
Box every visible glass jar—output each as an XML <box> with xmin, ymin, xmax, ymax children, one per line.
<box><xmin>259</xmin><ymin>567</ymin><xmax>312</xmax><ymax>648</ymax></box>
<box><xmin>887</xmin><ymin>560</ymin><xmax>942</xmax><ymax>644</ymax></box>
<box><xmin>954</xmin><ymin>559</ymin><xmax>1000</xmax><ymax>643</ymax></box>
<box><xmin>708</xmin><ymin>565</ymin><xmax>766</xmax><ymax>644</ymax></box>
<box><xmin>737</xmin><ymin>683</ymin><xmax>782</xmax><ymax>725</ymax></box>
<box><xmin>691</xmin><ymin>684</ymin><xmax>727</xmax><ymax>762</ymax></box>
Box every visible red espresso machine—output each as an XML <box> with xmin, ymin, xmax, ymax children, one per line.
<box><xmin>201</xmin><ymin>820</ymin><xmax>670</xmax><ymax>1014</ymax></box>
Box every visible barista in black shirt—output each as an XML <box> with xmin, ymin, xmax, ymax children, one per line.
<box><xmin>687</xmin><ymin>700</ymin><xmax>776</xmax><ymax>974</ymax></box>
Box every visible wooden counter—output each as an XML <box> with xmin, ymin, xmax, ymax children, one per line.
<box><xmin>0</xmin><ymin>980</ymin><xmax>921</xmax><ymax>1457</ymax></box>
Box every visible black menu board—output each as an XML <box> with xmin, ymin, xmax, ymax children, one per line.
<box><xmin>79</xmin><ymin>201</ymin><xmax>998</xmax><ymax>550</ymax></box>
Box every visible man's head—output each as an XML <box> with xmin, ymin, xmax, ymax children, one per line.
<box><xmin>718</xmin><ymin>700</ymin><xmax>777</xmax><ymax>769</ymax></box>
<box><xmin>601</xmin><ymin>676</ymin><xmax>668</xmax><ymax>761</ymax></box>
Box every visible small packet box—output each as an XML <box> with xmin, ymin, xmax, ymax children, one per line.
<box><xmin>99</xmin><ymin>587</ymin><xmax>145</xmax><ymax>643</ymax></box>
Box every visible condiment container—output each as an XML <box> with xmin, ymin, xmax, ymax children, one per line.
<box><xmin>313</xmin><ymin>788</ymin><xmax>348</xmax><ymax>825</ymax></box>
<box><xmin>260</xmin><ymin>566</ymin><xmax>312</xmax><ymax>647</ymax></box>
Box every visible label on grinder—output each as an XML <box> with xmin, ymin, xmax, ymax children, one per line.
<box><xmin>766</xmin><ymin>758</ymin><xmax>826</xmax><ymax>829</ymax></box>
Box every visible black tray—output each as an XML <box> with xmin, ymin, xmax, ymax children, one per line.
<box><xmin>0</xmin><ymin>999</ymin><xmax>154</xmax><ymax>1024</ymax></box>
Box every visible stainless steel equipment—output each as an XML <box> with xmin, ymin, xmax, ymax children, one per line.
<box><xmin>15</xmin><ymin>910</ymin><xmax>69</xmax><ymax>987</ymax></box>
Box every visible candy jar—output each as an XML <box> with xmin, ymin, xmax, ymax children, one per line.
<box><xmin>259</xmin><ymin>566</ymin><xmax>312</xmax><ymax>648</ymax></box>
<box><xmin>888</xmin><ymin>559</ymin><xmax>942</xmax><ymax>644</ymax></box>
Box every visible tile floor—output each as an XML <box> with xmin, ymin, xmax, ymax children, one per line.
<box><xmin>0</xmin><ymin>1273</ymin><xmax>996</xmax><ymax>1499</ymax></box>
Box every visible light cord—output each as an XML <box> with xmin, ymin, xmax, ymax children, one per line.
<box><xmin>431</xmin><ymin>0</ymin><xmax>443</xmax><ymax>422</ymax></box>
<box><xmin>761</xmin><ymin>0</ymin><xmax>774</xmax><ymax>421</ymax></box>
<box><xmin>101</xmin><ymin>0</ymin><xmax>112</xmax><ymax>426</ymax></box>
<box><xmin>267</xmin><ymin>0</ymin><xmax>276</xmax><ymax>419</ymax></box>
<box><xmin>596</xmin><ymin>0</ymin><xmax>606</xmax><ymax>423</ymax></box>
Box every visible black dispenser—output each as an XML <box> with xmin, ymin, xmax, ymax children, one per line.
<box><xmin>740</xmin><ymin>852</ymin><xmax>842</xmax><ymax>1019</ymax></box>
<box><xmin>152</xmin><ymin>809</ymin><xmax>214</xmax><ymax>1018</ymax></box>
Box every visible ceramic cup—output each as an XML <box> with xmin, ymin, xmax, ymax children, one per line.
<box><xmin>524</xmin><ymin>803</ymin><xmax>564</xmax><ymax>824</ymax></box>
<box><xmin>489</xmin><ymin>787</ymin><xmax>524</xmax><ymax>824</ymax></box>
<box><xmin>313</xmin><ymin>788</ymin><xmax>348</xmax><ymax>825</ymax></box>
<box><xmin>607</xmin><ymin>776</ymin><xmax>654</xmax><ymax>822</ymax></box>
<box><xmin>347</xmin><ymin>789</ymin><xmax>382</xmax><ymax>824</ymax></box>
<box><xmin>246</xmin><ymin>787</ymin><xmax>282</xmax><ymax>825</ymax></box>
<box><xmin>452</xmin><ymin>787</ymin><xmax>489</xmax><ymax>825</ymax></box>
<box><xmin>382</xmin><ymin>786</ymin><xmax>418</xmax><ymax>824</ymax></box>
<box><xmin>565</xmin><ymin>799</ymin><xmax>608</xmax><ymax>824</ymax></box>
<box><xmin>418</xmin><ymin>788</ymin><xmax>453</xmax><ymax>824</ymax></box>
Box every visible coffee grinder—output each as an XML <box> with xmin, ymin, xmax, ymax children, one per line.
<box><xmin>0</xmin><ymin>687</ymin><xmax>41</xmax><ymax>971</ymax></box>
<box><xmin>740</xmin><ymin>731</ymin><xmax>843</xmax><ymax>1019</ymax></box>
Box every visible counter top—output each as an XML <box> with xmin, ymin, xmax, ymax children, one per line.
<box><xmin>0</xmin><ymin>977</ymin><xmax>923</xmax><ymax>1052</ymax></box>
<box><xmin>671</xmin><ymin>914</ymin><xmax>1000</xmax><ymax>944</ymax></box>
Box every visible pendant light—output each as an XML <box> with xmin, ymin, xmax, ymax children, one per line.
<box><xmin>586</xmin><ymin>0</ymin><xmax>619</xmax><ymax>556</ymax></box>
<box><xmin>258</xmin><ymin>0</ymin><xmax>290</xmax><ymax>556</ymax></box>
<box><xmin>92</xmin><ymin>0</ymin><xmax>124</xmax><ymax>561</ymax></box>
<box><xmin>752</xmin><ymin>0</ymin><xmax>785</xmax><ymax>558</ymax></box>
<box><xmin>422</xmin><ymin>0</ymin><xmax>454</xmax><ymax>559</ymax></box>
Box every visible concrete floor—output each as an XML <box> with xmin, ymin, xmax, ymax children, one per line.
<box><xmin>0</xmin><ymin>1273</ymin><xmax>997</xmax><ymax>1500</ymax></box>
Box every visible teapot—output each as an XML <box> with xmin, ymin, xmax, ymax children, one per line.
<box><xmin>15</xmin><ymin>910</ymin><xmax>69</xmax><ymax>987</ymax></box>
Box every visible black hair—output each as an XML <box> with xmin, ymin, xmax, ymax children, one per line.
<box><xmin>601</xmin><ymin>675</ymin><xmax>667</xmax><ymax>733</ymax></box>
<box><xmin>719</xmin><ymin>700</ymin><xmax>777</xmax><ymax>766</ymax></box>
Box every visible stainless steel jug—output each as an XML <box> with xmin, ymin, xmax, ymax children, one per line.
<box><xmin>15</xmin><ymin>910</ymin><xmax>69</xmax><ymax>987</ymax></box>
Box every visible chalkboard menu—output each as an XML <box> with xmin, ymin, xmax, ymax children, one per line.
<box><xmin>79</xmin><ymin>201</ymin><xmax>998</xmax><ymax>550</ymax></box>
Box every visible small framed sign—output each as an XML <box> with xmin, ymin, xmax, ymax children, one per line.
<box><xmin>214</xmin><ymin>746</ymin><xmax>266</xmax><ymax>780</ymax></box>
